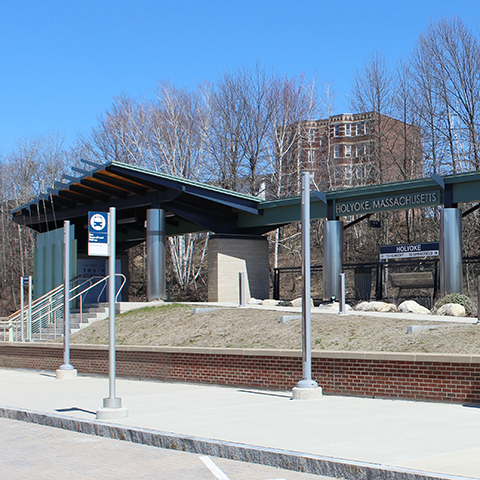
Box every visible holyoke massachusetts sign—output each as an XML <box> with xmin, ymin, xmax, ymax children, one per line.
<box><xmin>380</xmin><ymin>242</ymin><xmax>440</xmax><ymax>260</ymax></box>
<box><xmin>334</xmin><ymin>189</ymin><xmax>442</xmax><ymax>217</ymax></box>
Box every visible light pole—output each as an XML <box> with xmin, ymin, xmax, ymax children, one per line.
<box><xmin>292</xmin><ymin>172</ymin><xmax>321</xmax><ymax>399</ymax></box>
<box><xmin>56</xmin><ymin>221</ymin><xmax>77</xmax><ymax>379</ymax></box>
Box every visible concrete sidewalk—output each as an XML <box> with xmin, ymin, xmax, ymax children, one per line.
<box><xmin>1</xmin><ymin>367</ymin><xmax>479</xmax><ymax>480</ymax></box>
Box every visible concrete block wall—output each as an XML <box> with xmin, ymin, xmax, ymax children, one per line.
<box><xmin>1</xmin><ymin>343</ymin><xmax>480</xmax><ymax>404</ymax></box>
<box><xmin>208</xmin><ymin>235</ymin><xmax>269</xmax><ymax>303</ymax></box>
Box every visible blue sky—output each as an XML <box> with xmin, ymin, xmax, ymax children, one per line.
<box><xmin>0</xmin><ymin>0</ymin><xmax>479</xmax><ymax>153</ymax></box>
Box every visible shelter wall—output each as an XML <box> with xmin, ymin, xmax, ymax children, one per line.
<box><xmin>208</xmin><ymin>235</ymin><xmax>269</xmax><ymax>302</ymax></box>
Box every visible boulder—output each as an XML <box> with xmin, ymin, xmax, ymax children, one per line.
<box><xmin>398</xmin><ymin>300</ymin><xmax>431</xmax><ymax>315</ymax></box>
<box><xmin>247</xmin><ymin>297</ymin><xmax>263</xmax><ymax>305</ymax></box>
<box><xmin>355</xmin><ymin>301</ymin><xmax>398</xmax><ymax>313</ymax></box>
<box><xmin>437</xmin><ymin>303</ymin><xmax>466</xmax><ymax>317</ymax></box>
<box><xmin>323</xmin><ymin>302</ymin><xmax>352</xmax><ymax>312</ymax></box>
<box><xmin>261</xmin><ymin>299</ymin><xmax>278</xmax><ymax>306</ymax></box>
<box><xmin>291</xmin><ymin>297</ymin><xmax>314</xmax><ymax>308</ymax></box>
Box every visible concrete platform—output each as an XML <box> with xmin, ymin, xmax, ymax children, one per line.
<box><xmin>182</xmin><ymin>301</ymin><xmax>479</xmax><ymax>324</ymax></box>
<box><xmin>1</xmin><ymin>367</ymin><xmax>480</xmax><ymax>479</ymax></box>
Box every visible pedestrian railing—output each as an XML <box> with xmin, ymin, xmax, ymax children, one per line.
<box><xmin>0</xmin><ymin>274</ymin><xmax>126</xmax><ymax>342</ymax></box>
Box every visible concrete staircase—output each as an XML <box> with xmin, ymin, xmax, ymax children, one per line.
<box><xmin>31</xmin><ymin>303</ymin><xmax>112</xmax><ymax>341</ymax></box>
<box><xmin>69</xmin><ymin>303</ymin><xmax>112</xmax><ymax>333</ymax></box>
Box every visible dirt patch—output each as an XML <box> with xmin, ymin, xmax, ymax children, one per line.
<box><xmin>67</xmin><ymin>304</ymin><xmax>480</xmax><ymax>354</ymax></box>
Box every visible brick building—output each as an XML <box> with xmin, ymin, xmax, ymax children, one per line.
<box><xmin>277</xmin><ymin>112</ymin><xmax>423</xmax><ymax>195</ymax></box>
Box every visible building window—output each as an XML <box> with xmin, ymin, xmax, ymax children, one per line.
<box><xmin>357</xmin><ymin>143</ymin><xmax>370</xmax><ymax>156</ymax></box>
<box><xmin>345</xmin><ymin>123</ymin><xmax>351</xmax><ymax>136</ymax></box>
<box><xmin>334</xmin><ymin>124</ymin><xmax>341</xmax><ymax>137</ymax></box>
<box><xmin>344</xmin><ymin>165</ymin><xmax>353</xmax><ymax>180</ymax></box>
<box><xmin>356</xmin><ymin>122</ymin><xmax>364</xmax><ymax>136</ymax></box>
<box><xmin>334</xmin><ymin>145</ymin><xmax>341</xmax><ymax>158</ymax></box>
<box><xmin>307</xmin><ymin>128</ymin><xmax>315</xmax><ymax>144</ymax></box>
<box><xmin>345</xmin><ymin>145</ymin><xmax>352</xmax><ymax>157</ymax></box>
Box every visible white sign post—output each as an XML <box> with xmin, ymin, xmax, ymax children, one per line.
<box><xmin>95</xmin><ymin>207</ymin><xmax>128</xmax><ymax>420</ymax></box>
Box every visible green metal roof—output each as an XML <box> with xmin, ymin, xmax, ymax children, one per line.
<box><xmin>11</xmin><ymin>160</ymin><xmax>266</xmax><ymax>252</ymax></box>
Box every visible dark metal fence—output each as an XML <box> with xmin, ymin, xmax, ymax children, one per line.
<box><xmin>273</xmin><ymin>256</ymin><xmax>480</xmax><ymax>307</ymax></box>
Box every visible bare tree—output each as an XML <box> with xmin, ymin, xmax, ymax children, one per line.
<box><xmin>0</xmin><ymin>133</ymin><xmax>67</xmax><ymax>312</ymax></box>
<box><xmin>206</xmin><ymin>64</ymin><xmax>283</xmax><ymax>195</ymax></box>
<box><xmin>411</xmin><ymin>17</ymin><xmax>480</xmax><ymax>174</ymax></box>
<box><xmin>267</xmin><ymin>74</ymin><xmax>319</xmax><ymax>268</ymax></box>
<box><xmin>350</xmin><ymin>51</ymin><xmax>394</xmax><ymax>184</ymax></box>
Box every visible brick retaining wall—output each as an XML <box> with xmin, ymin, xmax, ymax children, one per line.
<box><xmin>1</xmin><ymin>343</ymin><xmax>480</xmax><ymax>403</ymax></box>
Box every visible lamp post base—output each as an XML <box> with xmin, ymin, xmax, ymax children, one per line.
<box><xmin>56</xmin><ymin>368</ymin><xmax>77</xmax><ymax>379</ymax></box>
<box><xmin>292</xmin><ymin>386</ymin><xmax>322</xmax><ymax>400</ymax></box>
<box><xmin>96</xmin><ymin>406</ymin><xmax>128</xmax><ymax>420</ymax></box>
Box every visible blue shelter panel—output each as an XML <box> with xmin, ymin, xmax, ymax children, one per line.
<box><xmin>33</xmin><ymin>225</ymin><xmax>76</xmax><ymax>299</ymax></box>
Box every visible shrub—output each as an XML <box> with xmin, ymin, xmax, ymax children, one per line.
<box><xmin>434</xmin><ymin>293</ymin><xmax>475</xmax><ymax>316</ymax></box>
<box><xmin>277</xmin><ymin>300</ymin><xmax>293</xmax><ymax>307</ymax></box>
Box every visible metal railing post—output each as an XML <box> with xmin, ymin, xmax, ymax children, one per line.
<box><xmin>339</xmin><ymin>273</ymin><xmax>346</xmax><ymax>315</ymax></box>
<box><xmin>477</xmin><ymin>276</ymin><xmax>480</xmax><ymax>324</ymax></box>
<box><xmin>20</xmin><ymin>278</ymin><xmax>25</xmax><ymax>342</ymax></box>
<box><xmin>273</xmin><ymin>269</ymin><xmax>280</xmax><ymax>300</ymax></box>
<box><xmin>239</xmin><ymin>272</ymin><xmax>246</xmax><ymax>307</ymax></box>
<box><xmin>27</xmin><ymin>276</ymin><xmax>32</xmax><ymax>342</ymax></box>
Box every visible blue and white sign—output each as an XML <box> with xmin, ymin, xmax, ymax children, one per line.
<box><xmin>88</xmin><ymin>211</ymin><xmax>110</xmax><ymax>256</ymax></box>
<box><xmin>380</xmin><ymin>242</ymin><xmax>439</xmax><ymax>260</ymax></box>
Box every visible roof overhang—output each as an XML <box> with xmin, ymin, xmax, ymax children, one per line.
<box><xmin>12</xmin><ymin>160</ymin><xmax>267</xmax><ymax>252</ymax></box>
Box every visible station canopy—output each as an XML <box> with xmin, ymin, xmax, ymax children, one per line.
<box><xmin>11</xmin><ymin>159</ymin><xmax>480</xmax><ymax>254</ymax></box>
<box><xmin>11</xmin><ymin>160</ymin><xmax>276</xmax><ymax>253</ymax></box>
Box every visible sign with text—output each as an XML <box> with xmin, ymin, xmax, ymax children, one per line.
<box><xmin>88</xmin><ymin>211</ymin><xmax>110</xmax><ymax>256</ymax></box>
<box><xmin>380</xmin><ymin>242</ymin><xmax>439</xmax><ymax>260</ymax></box>
<box><xmin>334</xmin><ymin>190</ymin><xmax>442</xmax><ymax>217</ymax></box>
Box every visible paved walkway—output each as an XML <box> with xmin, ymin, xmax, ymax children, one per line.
<box><xmin>1</xmin><ymin>368</ymin><xmax>479</xmax><ymax>479</ymax></box>
<box><xmin>0</xmin><ymin>417</ymin><xmax>327</xmax><ymax>480</ymax></box>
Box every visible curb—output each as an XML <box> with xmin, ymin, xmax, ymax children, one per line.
<box><xmin>0</xmin><ymin>406</ymin><xmax>475</xmax><ymax>480</ymax></box>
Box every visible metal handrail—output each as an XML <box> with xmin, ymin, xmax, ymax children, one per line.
<box><xmin>1</xmin><ymin>275</ymin><xmax>88</xmax><ymax>341</ymax></box>
<box><xmin>0</xmin><ymin>274</ymin><xmax>126</xmax><ymax>342</ymax></box>
<box><xmin>71</xmin><ymin>274</ymin><xmax>126</xmax><ymax>320</ymax></box>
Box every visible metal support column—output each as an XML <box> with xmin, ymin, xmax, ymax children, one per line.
<box><xmin>147</xmin><ymin>208</ymin><xmax>166</xmax><ymax>301</ymax></box>
<box><xmin>440</xmin><ymin>208</ymin><xmax>463</xmax><ymax>296</ymax></box>
<box><xmin>323</xmin><ymin>220</ymin><xmax>343</xmax><ymax>301</ymax></box>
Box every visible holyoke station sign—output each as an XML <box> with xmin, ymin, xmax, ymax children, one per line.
<box><xmin>380</xmin><ymin>242</ymin><xmax>440</xmax><ymax>260</ymax></box>
<box><xmin>335</xmin><ymin>190</ymin><xmax>441</xmax><ymax>216</ymax></box>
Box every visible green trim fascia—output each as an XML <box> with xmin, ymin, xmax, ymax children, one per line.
<box><xmin>109</xmin><ymin>161</ymin><xmax>261</xmax><ymax>203</ymax></box>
